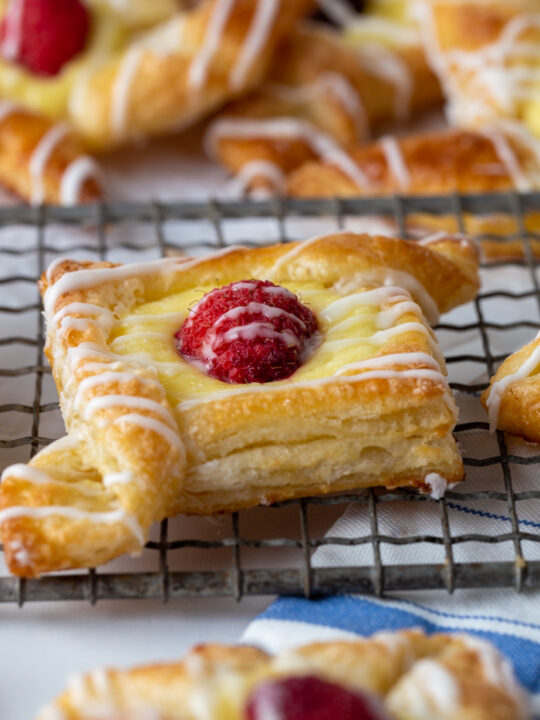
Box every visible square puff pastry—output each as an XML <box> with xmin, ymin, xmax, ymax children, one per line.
<box><xmin>36</xmin><ymin>629</ymin><xmax>530</xmax><ymax>720</ymax></box>
<box><xmin>0</xmin><ymin>232</ymin><xmax>479</xmax><ymax>577</ymax></box>
<box><xmin>482</xmin><ymin>332</ymin><xmax>540</xmax><ymax>443</ymax></box>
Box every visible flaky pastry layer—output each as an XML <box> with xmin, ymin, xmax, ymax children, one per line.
<box><xmin>36</xmin><ymin>629</ymin><xmax>530</xmax><ymax>720</ymax></box>
<box><xmin>0</xmin><ymin>233</ymin><xmax>479</xmax><ymax>576</ymax></box>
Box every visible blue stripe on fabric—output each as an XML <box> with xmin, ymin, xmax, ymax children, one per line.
<box><xmin>260</xmin><ymin>595</ymin><xmax>540</xmax><ymax>692</ymax></box>
<box><xmin>448</xmin><ymin>502</ymin><xmax>540</xmax><ymax>530</ymax></box>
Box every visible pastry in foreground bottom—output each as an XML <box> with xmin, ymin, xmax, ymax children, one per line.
<box><xmin>0</xmin><ymin>232</ymin><xmax>479</xmax><ymax>577</ymax></box>
<box><xmin>482</xmin><ymin>332</ymin><xmax>540</xmax><ymax>443</ymax></box>
<box><xmin>35</xmin><ymin>629</ymin><xmax>530</xmax><ymax>720</ymax></box>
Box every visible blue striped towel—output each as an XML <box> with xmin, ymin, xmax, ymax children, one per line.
<box><xmin>242</xmin><ymin>429</ymin><xmax>540</xmax><ymax>713</ymax></box>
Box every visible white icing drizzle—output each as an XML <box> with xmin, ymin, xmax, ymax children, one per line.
<box><xmin>114</xmin><ymin>413</ymin><xmax>184</xmax><ymax>454</ymax></box>
<box><xmin>267</xmin><ymin>73</ymin><xmax>369</xmax><ymax>141</ymax></box>
<box><xmin>334</xmin><ymin>351</ymin><xmax>441</xmax><ymax>377</ymax></box>
<box><xmin>83</xmin><ymin>394</ymin><xmax>175</xmax><ymax>427</ymax></box>
<box><xmin>459</xmin><ymin>635</ymin><xmax>529</xmax><ymax>714</ymax></box>
<box><xmin>0</xmin><ymin>0</ymin><xmax>25</xmax><ymax>59</ymax></box>
<box><xmin>214</xmin><ymin>302</ymin><xmax>307</xmax><ymax>330</ymax></box>
<box><xmin>424</xmin><ymin>472</ymin><xmax>448</xmax><ymax>500</ymax></box>
<box><xmin>0</xmin><ymin>505</ymin><xmax>144</xmax><ymax>545</ymax></box>
<box><xmin>482</xmin><ymin>129</ymin><xmax>530</xmax><ymax>191</ymax></box>
<box><xmin>74</xmin><ymin>372</ymin><xmax>162</xmax><ymax>408</ymax></box>
<box><xmin>222</xmin><ymin>322</ymin><xmax>299</xmax><ymax>347</ymax></box>
<box><xmin>487</xmin><ymin>341</ymin><xmax>540</xmax><ymax>432</ymax></box>
<box><xmin>317</xmin><ymin>72</ymin><xmax>368</xmax><ymax>139</ymax></box>
<box><xmin>9</xmin><ymin>539</ymin><xmax>30</xmax><ymax>566</ymax></box>
<box><xmin>205</xmin><ymin>117</ymin><xmax>368</xmax><ymax>188</ymax></box>
<box><xmin>38</xmin><ymin>703</ymin><xmax>67</xmax><ymax>720</ymax></box>
<box><xmin>325</xmin><ymin>321</ymin><xmax>439</xmax><ymax>355</ymax></box>
<box><xmin>188</xmin><ymin>0</ymin><xmax>236</xmax><ymax>92</ymax></box>
<box><xmin>60</xmin><ymin>156</ymin><xmax>101</xmax><ymax>206</ymax></box>
<box><xmin>380</xmin><ymin>135</ymin><xmax>411</xmax><ymax>191</ymax></box>
<box><xmin>103</xmin><ymin>471</ymin><xmax>136</xmax><ymax>488</ymax></box>
<box><xmin>321</xmin><ymin>287</ymin><xmax>411</xmax><ymax>323</ymax></box>
<box><xmin>226</xmin><ymin>160</ymin><xmax>286</xmax><ymax>197</ymax></box>
<box><xmin>0</xmin><ymin>464</ymin><xmax>103</xmax><ymax>497</ymax></box>
<box><xmin>29</xmin><ymin>123</ymin><xmax>69</xmax><ymax>205</ymax></box>
<box><xmin>89</xmin><ymin>667</ymin><xmax>112</xmax><ymax>696</ymax></box>
<box><xmin>110</xmin><ymin>47</ymin><xmax>144</xmax><ymax>138</ymax></box>
<box><xmin>356</xmin><ymin>44</ymin><xmax>414</xmax><ymax>123</ymax></box>
<box><xmin>316</xmin><ymin>0</ymin><xmax>355</xmax><ymax>26</ymax></box>
<box><xmin>398</xmin><ymin>658</ymin><xmax>460</xmax><ymax>716</ymax></box>
<box><xmin>415</xmin><ymin>3</ymin><xmax>540</xmax><ymax>127</ymax></box>
<box><xmin>178</xmin><ymin>368</ymin><xmax>448</xmax><ymax>411</ymax></box>
<box><xmin>230</xmin><ymin>0</ymin><xmax>278</xmax><ymax>89</ymax></box>
<box><xmin>348</xmin><ymin>15</ymin><xmax>420</xmax><ymax>47</ymax></box>
<box><xmin>267</xmin><ymin>232</ymin><xmax>345</xmax><ymax>280</ymax></box>
<box><xmin>44</xmin><ymin>249</ymin><xmax>240</xmax><ymax>316</ymax></box>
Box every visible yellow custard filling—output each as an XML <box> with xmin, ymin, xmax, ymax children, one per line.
<box><xmin>109</xmin><ymin>281</ymin><xmax>423</xmax><ymax>410</ymax></box>
<box><xmin>0</xmin><ymin>2</ymin><xmax>125</xmax><ymax>119</ymax></box>
<box><xmin>0</xmin><ymin>0</ymin><xmax>179</xmax><ymax>119</ymax></box>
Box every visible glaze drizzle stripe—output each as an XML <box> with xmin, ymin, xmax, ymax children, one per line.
<box><xmin>230</xmin><ymin>0</ymin><xmax>279</xmax><ymax>90</ymax></box>
<box><xmin>0</xmin><ymin>505</ymin><xmax>144</xmax><ymax>545</ymax></box>
<box><xmin>29</xmin><ymin>123</ymin><xmax>69</xmax><ymax>205</ymax></box>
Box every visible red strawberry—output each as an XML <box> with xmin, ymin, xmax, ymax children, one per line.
<box><xmin>245</xmin><ymin>676</ymin><xmax>387</xmax><ymax>720</ymax></box>
<box><xmin>176</xmin><ymin>279</ymin><xmax>319</xmax><ymax>384</ymax></box>
<box><xmin>0</xmin><ymin>0</ymin><xmax>90</xmax><ymax>76</ymax></box>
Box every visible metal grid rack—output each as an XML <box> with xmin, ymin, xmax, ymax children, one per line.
<box><xmin>1</xmin><ymin>191</ymin><xmax>540</xmax><ymax>605</ymax></box>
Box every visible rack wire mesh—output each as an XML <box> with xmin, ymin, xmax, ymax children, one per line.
<box><xmin>1</xmin><ymin>191</ymin><xmax>540</xmax><ymax>605</ymax></box>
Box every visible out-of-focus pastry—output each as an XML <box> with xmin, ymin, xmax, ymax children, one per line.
<box><xmin>288</xmin><ymin>124</ymin><xmax>540</xmax><ymax>240</ymax></box>
<box><xmin>0</xmin><ymin>101</ymin><xmax>101</xmax><ymax>204</ymax></box>
<box><xmin>206</xmin><ymin>20</ymin><xmax>442</xmax><ymax>196</ymax></box>
<box><xmin>0</xmin><ymin>0</ymin><xmax>313</xmax><ymax>148</ymax></box>
<box><xmin>413</xmin><ymin>0</ymin><xmax>540</xmax><ymax>138</ymax></box>
<box><xmin>36</xmin><ymin>630</ymin><xmax>531</xmax><ymax>720</ymax></box>
<box><xmin>0</xmin><ymin>232</ymin><xmax>478</xmax><ymax>577</ymax></box>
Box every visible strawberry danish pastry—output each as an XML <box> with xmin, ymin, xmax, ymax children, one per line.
<box><xmin>0</xmin><ymin>232</ymin><xmax>479</xmax><ymax>576</ymax></box>
<box><xmin>36</xmin><ymin>629</ymin><xmax>530</xmax><ymax>720</ymax></box>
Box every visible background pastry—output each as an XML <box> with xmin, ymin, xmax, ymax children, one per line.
<box><xmin>35</xmin><ymin>629</ymin><xmax>530</xmax><ymax>720</ymax></box>
<box><xmin>413</xmin><ymin>0</ymin><xmax>540</xmax><ymax>138</ymax></box>
<box><xmin>206</xmin><ymin>21</ymin><xmax>442</xmax><ymax>196</ymax></box>
<box><xmin>0</xmin><ymin>232</ymin><xmax>478</xmax><ymax>577</ymax></box>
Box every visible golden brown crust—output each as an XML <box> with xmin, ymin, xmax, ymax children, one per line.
<box><xmin>207</xmin><ymin>22</ymin><xmax>442</xmax><ymax>193</ymax></box>
<box><xmin>482</xmin><ymin>334</ymin><xmax>540</xmax><ymax>443</ymax></box>
<box><xmin>68</xmin><ymin>0</ymin><xmax>314</xmax><ymax>149</ymax></box>
<box><xmin>0</xmin><ymin>107</ymin><xmax>101</xmax><ymax>205</ymax></box>
<box><xmin>288</xmin><ymin>128</ymin><xmax>531</xmax><ymax>196</ymax></box>
<box><xmin>0</xmin><ymin>233</ymin><xmax>478</xmax><ymax>576</ymax></box>
<box><xmin>35</xmin><ymin>630</ymin><xmax>530</xmax><ymax>720</ymax></box>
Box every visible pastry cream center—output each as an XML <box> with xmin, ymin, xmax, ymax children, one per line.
<box><xmin>109</xmin><ymin>281</ymin><xmax>423</xmax><ymax>411</ymax></box>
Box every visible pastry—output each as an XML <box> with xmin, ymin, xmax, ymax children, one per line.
<box><xmin>68</xmin><ymin>0</ymin><xmax>314</xmax><ymax>149</ymax></box>
<box><xmin>0</xmin><ymin>101</ymin><xmax>101</xmax><ymax>204</ymax></box>
<box><xmin>0</xmin><ymin>232</ymin><xmax>479</xmax><ymax>577</ymax></box>
<box><xmin>0</xmin><ymin>0</ymin><xmax>313</xmax><ymax>149</ymax></box>
<box><xmin>482</xmin><ymin>332</ymin><xmax>540</xmax><ymax>443</ymax></box>
<box><xmin>206</xmin><ymin>21</ymin><xmax>442</xmax><ymax>196</ymax></box>
<box><xmin>413</xmin><ymin>0</ymin><xmax>540</xmax><ymax>138</ymax></box>
<box><xmin>287</xmin><ymin>124</ymin><xmax>540</xmax><ymax>238</ymax></box>
<box><xmin>35</xmin><ymin>629</ymin><xmax>530</xmax><ymax>720</ymax></box>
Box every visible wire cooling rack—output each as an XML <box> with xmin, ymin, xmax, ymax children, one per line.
<box><xmin>1</xmin><ymin>191</ymin><xmax>540</xmax><ymax>605</ymax></box>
